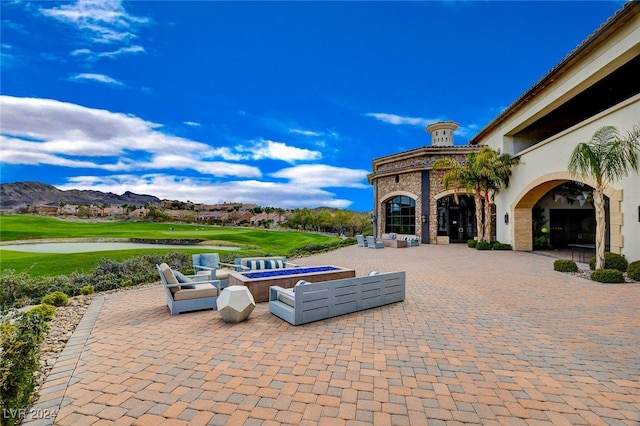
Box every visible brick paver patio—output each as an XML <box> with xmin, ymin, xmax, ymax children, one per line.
<box><xmin>24</xmin><ymin>244</ymin><xmax>640</xmax><ymax>425</ymax></box>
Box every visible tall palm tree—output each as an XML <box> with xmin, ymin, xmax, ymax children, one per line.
<box><xmin>568</xmin><ymin>125</ymin><xmax>640</xmax><ymax>270</ymax></box>
<box><xmin>433</xmin><ymin>153</ymin><xmax>485</xmax><ymax>242</ymax></box>
<box><xmin>475</xmin><ymin>147</ymin><xmax>520</xmax><ymax>243</ymax></box>
<box><xmin>434</xmin><ymin>146</ymin><xmax>520</xmax><ymax>243</ymax></box>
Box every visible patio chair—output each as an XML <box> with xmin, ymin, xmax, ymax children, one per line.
<box><xmin>356</xmin><ymin>234</ymin><xmax>368</xmax><ymax>247</ymax></box>
<box><xmin>192</xmin><ymin>253</ymin><xmax>234</xmax><ymax>286</ymax></box>
<box><xmin>366</xmin><ymin>236</ymin><xmax>384</xmax><ymax>249</ymax></box>
<box><xmin>156</xmin><ymin>263</ymin><xmax>223</xmax><ymax>316</ymax></box>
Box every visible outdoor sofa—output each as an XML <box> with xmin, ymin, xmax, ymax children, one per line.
<box><xmin>234</xmin><ymin>256</ymin><xmax>299</xmax><ymax>271</ymax></box>
<box><xmin>269</xmin><ymin>270</ymin><xmax>406</xmax><ymax>325</ymax></box>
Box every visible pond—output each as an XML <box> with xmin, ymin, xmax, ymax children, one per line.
<box><xmin>0</xmin><ymin>242</ymin><xmax>240</xmax><ymax>254</ymax></box>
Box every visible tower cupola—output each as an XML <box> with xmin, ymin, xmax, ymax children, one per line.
<box><xmin>426</xmin><ymin>121</ymin><xmax>459</xmax><ymax>146</ymax></box>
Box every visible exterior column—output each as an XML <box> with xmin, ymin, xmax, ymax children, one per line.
<box><xmin>513</xmin><ymin>208</ymin><xmax>532</xmax><ymax>251</ymax></box>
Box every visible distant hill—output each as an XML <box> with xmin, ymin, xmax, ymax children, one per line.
<box><xmin>0</xmin><ymin>182</ymin><xmax>162</xmax><ymax>209</ymax></box>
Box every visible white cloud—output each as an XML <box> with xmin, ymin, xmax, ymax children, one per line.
<box><xmin>183</xmin><ymin>121</ymin><xmax>201</xmax><ymax>127</ymax></box>
<box><xmin>365</xmin><ymin>112</ymin><xmax>434</xmax><ymax>127</ymax></box>
<box><xmin>239</xmin><ymin>139</ymin><xmax>322</xmax><ymax>163</ymax></box>
<box><xmin>0</xmin><ymin>95</ymin><xmax>260</xmax><ymax>177</ymax></box>
<box><xmin>71</xmin><ymin>45</ymin><xmax>145</xmax><ymax>60</ymax></box>
<box><xmin>58</xmin><ymin>174</ymin><xmax>356</xmax><ymax>208</ymax></box>
<box><xmin>290</xmin><ymin>128</ymin><xmax>320</xmax><ymax>137</ymax></box>
<box><xmin>270</xmin><ymin>164</ymin><xmax>369</xmax><ymax>189</ymax></box>
<box><xmin>40</xmin><ymin>0</ymin><xmax>149</xmax><ymax>44</ymax></box>
<box><xmin>70</xmin><ymin>73</ymin><xmax>123</xmax><ymax>85</ymax></box>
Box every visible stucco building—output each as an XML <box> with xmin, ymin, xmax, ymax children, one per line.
<box><xmin>470</xmin><ymin>1</ymin><xmax>640</xmax><ymax>261</ymax></box>
<box><xmin>369</xmin><ymin>1</ymin><xmax>640</xmax><ymax>262</ymax></box>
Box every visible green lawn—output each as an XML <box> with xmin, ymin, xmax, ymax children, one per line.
<box><xmin>0</xmin><ymin>215</ymin><xmax>340</xmax><ymax>277</ymax></box>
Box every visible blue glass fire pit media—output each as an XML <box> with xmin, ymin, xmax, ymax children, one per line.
<box><xmin>244</xmin><ymin>266</ymin><xmax>339</xmax><ymax>279</ymax></box>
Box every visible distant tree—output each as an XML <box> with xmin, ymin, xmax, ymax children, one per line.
<box><xmin>77</xmin><ymin>205</ymin><xmax>93</xmax><ymax>218</ymax></box>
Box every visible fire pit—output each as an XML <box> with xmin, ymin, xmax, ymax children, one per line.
<box><xmin>227</xmin><ymin>265</ymin><xmax>356</xmax><ymax>302</ymax></box>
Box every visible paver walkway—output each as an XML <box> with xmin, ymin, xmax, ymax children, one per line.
<box><xmin>24</xmin><ymin>244</ymin><xmax>640</xmax><ymax>425</ymax></box>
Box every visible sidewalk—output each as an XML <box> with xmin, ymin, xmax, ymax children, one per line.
<box><xmin>25</xmin><ymin>244</ymin><xmax>640</xmax><ymax>425</ymax></box>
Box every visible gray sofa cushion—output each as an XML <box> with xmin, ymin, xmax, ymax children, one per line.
<box><xmin>277</xmin><ymin>290</ymin><xmax>295</xmax><ymax>307</ymax></box>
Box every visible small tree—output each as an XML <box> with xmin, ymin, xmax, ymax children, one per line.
<box><xmin>568</xmin><ymin>125</ymin><xmax>640</xmax><ymax>270</ymax></box>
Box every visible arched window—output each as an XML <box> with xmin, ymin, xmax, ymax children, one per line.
<box><xmin>384</xmin><ymin>196</ymin><xmax>416</xmax><ymax>234</ymax></box>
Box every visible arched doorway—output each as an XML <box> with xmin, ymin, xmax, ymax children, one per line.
<box><xmin>436</xmin><ymin>195</ymin><xmax>476</xmax><ymax>243</ymax></box>
<box><xmin>531</xmin><ymin>181</ymin><xmax>606</xmax><ymax>250</ymax></box>
<box><xmin>511</xmin><ymin>172</ymin><xmax>622</xmax><ymax>253</ymax></box>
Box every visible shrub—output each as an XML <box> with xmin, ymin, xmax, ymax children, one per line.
<box><xmin>80</xmin><ymin>285</ymin><xmax>95</xmax><ymax>295</ymax></box>
<box><xmin>26</xmin><ymin>304</ymin><xmax>57</xmax><ymax>321</ymax></box>
<box><xmin>628</xmin><ymin>260</ymin><xmax>640</xmax><ymax>281</ymax></box>
<box><xmin>589</xmin><ymin>252</ymin><xmax>628</xmax><ymax>272</ymax></box>
<box><xmin>554</xmin><ymin>259</ymin><xmax>578</xmax><ymax>273</ymax></box>
<box><xmin>475</xmin><ymin>241</ymin><xmax>492</xmax><ymax>250</ymax></box>
<box><xmin>0</xmin><ymin>270</ymin><xmax>41</xmax><ymax>309</ymax></box>
<box><xmin>467</xmin><ymin>239</ymin><xmax>477</xmax><ymax>248</ymax></box>
<box><xmin>591</xmin><ymin>268</ymin><xmax>625</xmax><ymax>283</ymax></box>
<box><xmin>288</xmin><ymin>241</ymin><xmax>346</xmax><ymax>257</ymax></box>
<box><xmin>41</xmin><ymin>291</ymin><xmax>69</xmax><ymax>307</ymax></box>
<box><xmin>0</xmin><ymin>312</ymin><xmax>49</xmax><ymax>426</ymax></box>
<box><xmin>493</xmin><ymin>243</ymin><xmax>512</xmax><ymax>250</ymax></box>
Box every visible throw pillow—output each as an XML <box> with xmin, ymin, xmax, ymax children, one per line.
<box><xmin>173</xmin><ymin>270</ymin><xmax>195</xmax><ymax>289</ymax></box>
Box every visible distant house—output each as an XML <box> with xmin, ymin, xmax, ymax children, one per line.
<box><xmin>35</xmin><ymin>205</ymin><xmax>58</xmax><ymax>215</ymax></box>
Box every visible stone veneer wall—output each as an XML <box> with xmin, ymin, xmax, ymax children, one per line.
<box><xmin>428</xmin><ymin>169</ymin><xmax>447</xmax><ymax>244</ymax></box>
<box><xmin>376</xmin><ymin>172</ymin><xmax>423</xmax><ymax>238</ymax></box>
<box><xmin>374</xmin><ymin>152</ymin><xmax>470</xmax><ymax>243</ymax></box>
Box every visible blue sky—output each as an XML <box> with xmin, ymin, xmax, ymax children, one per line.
<box><xmin>0</xmin><ymin>1</ymin><xmax>626</xmax><ymax>212</ymax></box>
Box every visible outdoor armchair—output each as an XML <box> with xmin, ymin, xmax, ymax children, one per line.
<box><xmin>156</xmin><ymin>263</ymin><xmax>223</xmax><ymax>316</ymax></box>
<box><xmin>192</xmin><ymin>253</ymin><xmax>234</xmax><ymax>286</ymax></box>
<box><xmin>366</xmin><ymin>236</ymin><xmax>384</xmax><ymax>249</ymax></box>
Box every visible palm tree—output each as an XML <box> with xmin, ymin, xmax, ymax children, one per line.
<box><xmin>434</xmin><ymin>146</ymin><xmax>520</xmax><ymax>243</ymax></box>
<box><xmin>568</xmin><ymin>125</ymin><xmax>640</xmax><ymax>270</ymax></box>
<box><xmin>475</xmin><ymin>147</ymin><xmax>520</xmax><ymax>243</ymax></box>
<box><xmin>433</xmin><ymin>153</ymin><xmax>485</xmax><ymax>242</ymax></box>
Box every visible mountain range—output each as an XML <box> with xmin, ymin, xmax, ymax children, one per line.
<box><xmin>0</xmin><ymin>182</ymin><xmax>162</xmax><ymax>209</ymax></box>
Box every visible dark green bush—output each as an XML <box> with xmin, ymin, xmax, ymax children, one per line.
<box><xmin>288</xmin><ymin>241</ymin><xmax>347</xmax><ymax>257</ymax></box>
<box><xmin>591</xmin><ymin>268</ymin><xmax>625</xmax><ymax>283</ymax></box>
<box><xmin>493</xmin><ymin>243</ymin><xmax>512</xmax><ymax>250</ymax></box>
<box><xmin>467</xmin><ymin>239</ymin><xmax>477</xmax><ymax>248</ymax></box>
<box><xmin>628</xmin><ymin>260</ymin><xmax>640</xmax><ymax>281</ymax></box>
<box><xmin>554</xmin><ymin>259</ymin><xmax>578</xmax><ymax>272</ymax></box>
<box><xmin>341</xmin><ymin>237</ymin><xmax>357</xmax><ymax>246</ymax></box>
<box><xmin>41</xmin><ymin>291</ymin><xmax>69</xmax><ymax>307</ymax></box>
<box><xmin>475</xmin><ymin>241</ymin><xmax>492</xmax><ymax>250</ymax></box>
<box><xmin>26</xmin><ymin>304</ymin><xmax>57</xmax><ymax>321</ymax></box>
<box><xmin>0</xmin><ymin>312</ymin><xmax>49</xmax><ymax>426</ymax></box>
<box><xmin>589</xmin><ymin>252</ymin><xmax>628</xmax><ymax>272</ymax></box>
